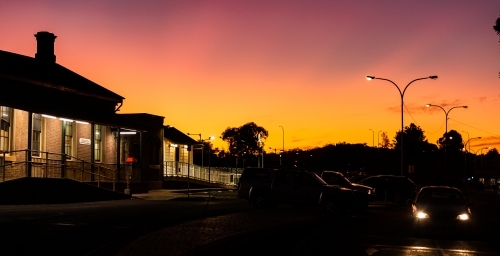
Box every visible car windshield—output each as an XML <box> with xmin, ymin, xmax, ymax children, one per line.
<box><xmin>322</xmin><ymin>172</ymin><xmax>351</xmax><ymax>186</ymax></box>
<box><xmin>416</xmin><ymin>189</ymin><xmax>466</xmax><ymax>205</ymax></box>
<box><xmin>312</xmin><ymin>173</ymin><xmax>328</xmax><ymax>185</ymax></box>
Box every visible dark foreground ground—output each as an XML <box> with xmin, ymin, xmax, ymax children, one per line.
<box><xmin>1</xmin><ymin>187</ymin><xmax>499</xmax><ymax>256</ymax></box>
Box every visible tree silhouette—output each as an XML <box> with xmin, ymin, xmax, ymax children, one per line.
<box><xmin>393</xmin><ymin>123</ymin><xmax>434</xmax><ymax>163</ymax></box>
<box><xmin>393</xmin><ymin>123</ymin><xmax>427</xmax><ymax>149</ymax></box>
<box><xmin>494</xmin><ymin>16</ymin><xmax>500</xmax><ymax>34</ymax></box>
<box><xmin>495</xmin><ymin>16</ymin><xmax>500</xmax><ymax>77</ymax></box>
<box><xmin>436</xmin><ymin>130</ymin><xmax>464</xmax><ymax>153</ymax></box>
<box><xmin>379</xmin><ymin>131</ymin><xmax>392</xmax><ymax>148</ymax></box>
<box><xmin>220</xmin><ymin>122</ymin><xmax>268</xmax><ymax>160</ymax></box>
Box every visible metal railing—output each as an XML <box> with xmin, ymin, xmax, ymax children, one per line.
<box><xmin>164</xmin><ymin>161</ymin><xmax>242</xmax><ymax>186</ymax></box>
<box><xmin>0</xmin><ymin>149</ymin><xmax>130</xmax><ymax>191</ymax></box>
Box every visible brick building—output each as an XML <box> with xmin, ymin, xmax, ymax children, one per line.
<box><xmin>0</xmin><ymin>31</ymin><xmax>198</xmax><ymax>192</ymax></box>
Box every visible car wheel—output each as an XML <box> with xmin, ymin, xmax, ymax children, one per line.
<box><xmin>251</xmin><ymin>193</ymin><xmax>270</xmax><ymax>209</ymax></box>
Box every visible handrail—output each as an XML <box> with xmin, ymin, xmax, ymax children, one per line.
<box><xmin>0</xmin><ymin>149</ymin><xmax>131</xmax><ymax>191</ymax></box>
<box><xmin>163</xmin><ymin>161</ymin><xmax>240</xmax><ymax>186</ymax></box>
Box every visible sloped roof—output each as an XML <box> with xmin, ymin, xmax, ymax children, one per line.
<box><xmin>164</xmin><ymin>126</ymin><xmax>198</xmax><ymax>146</ymax></box>
<box><xmin>0</xmin><ymin>50</ymin><xmax>123</xmax><ymax>103</ymax></box>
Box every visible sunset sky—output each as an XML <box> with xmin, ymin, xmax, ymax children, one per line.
<box><xmin>1</xmin><ymin>1</ymin><xmax>499</xmax><ymax>153</ymax></box>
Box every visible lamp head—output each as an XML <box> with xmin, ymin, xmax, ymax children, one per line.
<box><xmin>426</xmin><ymin>104</ymin><xmax>431</xmax><ymax>107</ymax></box>
<box><xmin>429</xmin><ymin>75</ymin><xmax>438</xmax><ymax>79</ymax></box>
<box><xmin>463</xmin><ymin>106</ymin><xmax>468</xmax><ymax>109</ymax></box>
<box><xmin>366</xmin><ymin>76</ymin><xmax>375</xmax><ymax>80</ymax></box>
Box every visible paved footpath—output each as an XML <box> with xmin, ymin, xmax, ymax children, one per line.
<box><xmin>115</xmin><ymin>189</ymin><xmax>330</xmax><ymax>256</ymax></box>
<box><xmin>114</xmin><ymin>206</ymin><xmax>329</xmax><ymax>256</ymax></box>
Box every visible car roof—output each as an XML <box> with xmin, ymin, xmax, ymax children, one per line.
<box><xmin>321</xmin><ymin>170</ymin><xmax>343</xmax><ymax>175</ymax></box>
<box><xmin>418</xmin><ymin>186</ymin><xmax>462</xmax><ymax>192</ymax></box>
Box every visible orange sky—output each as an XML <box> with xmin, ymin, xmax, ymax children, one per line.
<box><xmin>1</xmin><ymin>1</ymin><xmax>499</xmax><ymax>153</ymax></box>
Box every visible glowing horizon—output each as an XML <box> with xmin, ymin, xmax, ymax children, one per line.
<box><xmin>1</xmin><ymin>1</ymin><xmax>499</xmax><ymax>153</ymax></box>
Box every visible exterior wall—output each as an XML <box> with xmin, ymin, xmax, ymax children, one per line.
<box><xmin>45</xmin><ymin>117</ymin><xmax>62</xmax><ymax>158</ymax></box>
<box><xmin>4</xmin><ymin>109</ymin><xmax>29</xmax><ymax>180</ymax></box>
<box><xmin>2</xmin><ymin>107</ymin><xmax>168</xmax><ymax>187</ymax></box>
<box><xmin>103</xmin><ymin>126</ymin><xmax>117</xmax><ymax>165</ymax></box>
<box><xmin>13</xmin><ymin>110</ymin><xmax>28</xmax><ymax>154</ymax></box>
<box><xmin>75</xmin><ymin>122</ymin><xmax>91</xmax><ymax>162</ymax></box>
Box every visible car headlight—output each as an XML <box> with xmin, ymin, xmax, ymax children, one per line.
<box><xmin>457</xmin><ymin>214</ymin><xmax>469</xmax><ymax>220</ymax></box>
<box><xmin>416</xmin><ymin>212</ymin><xmax>429</xmax><ymax>219</ymax></box>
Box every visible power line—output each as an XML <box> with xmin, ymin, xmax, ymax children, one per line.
<box><xmin>403</xmin><ymin>103</ymin><xmax>444</xmax><ymax>134</ymax></box>
<box><xmin>448</xmin><ymin>118</ymin><xmax>500</xmax><ymax>137</ymax></box>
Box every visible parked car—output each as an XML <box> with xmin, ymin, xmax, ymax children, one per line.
<box><xmin>348</xmin><ymin>175</ymin><xmax>368</xmax><ymax>183</ymax></box>
<box><xmin>412</xmin><ymin>186</ymin><xmax>473</xmax><ymax>236</ymax></box>
<box><xmin>357</xmin><ymin>175</ymin><xmax>417</xmax><ymax>204</ymax></box>
<box><xmin>320</xmin><ymin>171</ymin><xmax>376</xmax><ymax>209</ymax></box>
<box><xmin>237</xmin><ymin>167</ymin><xmax>355</xmax><ymax>214</ymax></box>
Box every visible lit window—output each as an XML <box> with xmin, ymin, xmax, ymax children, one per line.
<box><xmin>0</xmin><ymin>106</ymin><xmax>11</xmax><ymax>152</ymax></box>
<box><xmin>64</xmin><ymin>121</ymin><xmax>73</xmax><ymax>159</ymax></box>
<box><xmin>121</xmin><ymin>136</ymin><xmax>131</xmax><ymax>163</ymax></box>
<box><xmin>32</xmin><ymin>114</ymin><xmax>42</xmax><ymax>157</ymax></box>
<box><xmin>94</xmin><ymin>124</ymin><xmax>102</xmax><ymax>162</ymax></box>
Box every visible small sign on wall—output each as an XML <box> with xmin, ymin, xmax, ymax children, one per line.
<box><xmin>79</xmin><ymin>138</ymin><xmax>91</xmax><ymax>145</ymax></box>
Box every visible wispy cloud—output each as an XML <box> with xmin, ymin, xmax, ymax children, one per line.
<box><xmin>469</xmin><ymin>136</ymin><xmax>500</xmax><ymax>148</ymax></box>
<box><xmin>385</xmin><ymin>99</ymin><xmax>467</xmax><ymax>115</ymax></box>
<box><xmin>421</xmin><ymin>99</ymin><xmax>467</xmax><ymax>114</ymax></box>
<box><xmin>477</xmin><ymin>96</ymin><xmax>487</xmax><ymax>103</ymax></box>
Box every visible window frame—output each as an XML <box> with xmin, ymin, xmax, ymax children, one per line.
<box><xmin>0</xmin><ymin>106</ymin><xmax>12</xmax><ymax>153</ymax></box>
<box><xmin>32</xmin><ymin>113</ymin><xmax>42</xmax><ymax>157</ymax></box>
<box><xmin>64</xmin><ymin>121</ymin><xmax>74</xmax><ymax>160</ymax></box>
<box><xmin>94</xmin><ymin>124</ymin><xmax>102</xmax><ymax>162</ymax></box>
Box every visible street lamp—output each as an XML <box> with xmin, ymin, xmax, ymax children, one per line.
<box><xmin>367</xmin><ymin>75</ymin><xmax>438</xmax><ymax>176</ymax></box>
<box><xmin>425</xmin><ymin>104</ymin><xmax>468</xmax><ymax>136</ymax></box>
<box><xmin>187</xmin><ymin>133</ymin><xmax>203</xmax><ymax>167</ymax></box>
<box><xmin>369</xmin><ymin>129</ymin><xmax>374</xmax><ymax>147</ymax></box>
<box><xmin>426</xmin><ymin>104</ymin><xmax>468</xmax><ymax>177</ymax></box>
<box><xmin>462</xmin><ymin>131</ymin><xmax>469</xmax><ymax>151</ymax></box>
<box><xmin>378</xmin><ymin>130</ymin><xmax>382</xmax><ymax>148</ymax></box>
<box><xmin>470</xmin><ymin>147</ymin><xmax>488</xmax><ymax>177</ymax></box>
<box><xmin>464</xmin><ymin>137</ymin><xmax>481</xmax><ymax>181</ymax></box>
<box><xmin>480</xmin><ymin>146</ymin><xmax>491</xmax><ymax>174</ymax></box>
<box><xmin>257</xmin><ymin>132</ymin><xmax>263</xmax><ymax>168</ymax></box>
<box><xmin>205</xmin><ymin>136</ymin><xmax>215</xmax><ymax>198</ymax></box>
<box><xmin>279</xmin><ymin>126</ymin><xmax>284</xmax><ymax>166</ymax></box>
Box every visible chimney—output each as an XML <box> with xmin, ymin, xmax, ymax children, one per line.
<box><xmin>34</xmin><ymin>31</ymin><xmax>57</xmax><ymax>63</ymax></box>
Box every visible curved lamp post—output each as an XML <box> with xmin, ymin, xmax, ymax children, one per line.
<box><xmin>187</xmin><ymin>133</ymin><xmax>202</xmax><ymax>167</ymax></box>
<box><xmin>470</xmin><ymin>146</ymin><xmax>488</xmax><ymax>177</ymax></box>
<box><xmin>464</xmin><ymin>136</ymin><xmax>481</xmax><ymax>181</ymax></box>
<box><xmin>425</xmin><ymin>104</ymin><xmax>468</xmax><ymax>136</ymax></box>
<box><xmin>426</xmin><ymin>104</ymin><xmax>468</xmax><ymax>178</ymax></box>
<box><xmin>369</xmin><ymin>129</ymin><xmax>374</xmax><ymax>147</ymax></box>
<box><xmin>378</xmin><ymin>130</ymin><xmax>382</xmax><ymax>148</ymax></box>
<box><xmin>279</xmin><ymin>126</ymin><xmax>284</xmax><ymax>166</ymax></box>
<box><xmin>479</xmin><ymin>146</ymin><xmax>491</xmax><ymax>174</ymax></box>
<box><xmin>367</xmin><ymin>75</ymin><xmax>438</xmax><ymax>176</ymax></box>
<box><xmin>204</xmin><ymin>136</ymin><xmax>215</xmax><ymax>198</ymax></box>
